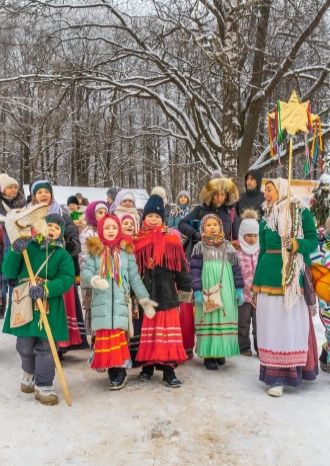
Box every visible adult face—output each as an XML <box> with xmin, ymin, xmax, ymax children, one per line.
<box><xmin>264</xmin><ymin>182</ymin><xmax>279</xmax><ymax>205</ymax></box>
<box><xmin>211</xmin><ymin>191</ymin><xmax>226</xmax><ymax>208</ymax></box>
<box><xmin>246</xmin><ymin>175</ymin><xmax>257</xmax><ymax>191</ymax></box>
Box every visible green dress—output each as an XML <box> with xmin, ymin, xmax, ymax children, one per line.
<box><xmin>195</xmin><ymin>259</ymin><xmax>240</xmax><ymax>358</ymax></box>
<box><xmin>2</xmin><ymin>241</ymin><xmax>75</xmax><ymax>341</ymax></box>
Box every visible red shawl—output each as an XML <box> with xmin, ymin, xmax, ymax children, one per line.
<box><xmin>134</xmin><ymin>222</ymin><xmax>187</xmax><ymax>273</ymax></box>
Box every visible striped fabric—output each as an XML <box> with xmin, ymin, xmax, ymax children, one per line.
<box><xmin>91</xmin><ymin>329</ymin><xmax>131</xmax><ymax>369</ymax></box>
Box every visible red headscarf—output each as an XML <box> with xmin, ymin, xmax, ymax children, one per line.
<box><xmin>97</xmin><ymin>214</ymin><xmax>132</xmax><ymax>284</ymax></box>
<box><xmin>134</xmin><ymin>221</ymin><xmax>187</xmax><ymax>273</ymax></box>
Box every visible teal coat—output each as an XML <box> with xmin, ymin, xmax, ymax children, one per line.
<box><xmin>81</xmin><ymin>243</ymin><xmax>149</xmax><ymax>331</ymax></box>
<box><xmin>2</xmin><ymin>242</ymin><xmax>75</xmax><ymax>341</ymax></box>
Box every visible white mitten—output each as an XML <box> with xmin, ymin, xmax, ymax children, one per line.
<box><xmin>90</xmin><ymin>275</ymin><xmax>109</xmax><ymax>290</ymax></box>
<box><xmin>139</xmin><ymin>297</ymin><xmax>158</xmax><ymax>319</ymax></box>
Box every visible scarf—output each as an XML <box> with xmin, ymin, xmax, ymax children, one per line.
<box><xmin>97</xmin><ymin>214</ymin><xmax>132</xmax><ymax>286</ymax></box>
<box><xmin>200</xmin><ymin>214</ymin><xmax>225</xmax><ymax>247</ymax></box>
<box><xmin>134</xmin><ymin>222</ymin><xmax>187</xmax><ymax>273</ymax></box>
<box><xmin>263</xmin><ymin>178</ymin><xmax>304</xmax><ymax>310</ymax></box>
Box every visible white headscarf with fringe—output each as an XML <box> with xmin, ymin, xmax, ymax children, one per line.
<box><xmin>263</xmin><ymin>178</ymin><xmax>305</xmax><ymax>310</ymax></box>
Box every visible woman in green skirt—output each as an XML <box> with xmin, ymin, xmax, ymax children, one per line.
<box><xmin>190</xmin><ymin>214</ymin><xmax>244</xmax><ymax>370</ymax></box>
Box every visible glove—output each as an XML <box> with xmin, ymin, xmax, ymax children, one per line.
<box><xmin>235</xmin><ymin>288</ymin><xmax>244</xmax><ymax>306</ymax></box>
<box><xmin>12</xmin><ymin>237</ymin><xmax>31</xmax><ymax>252</ymax></box>
<box><xmin>29</xmin><ymin>284</ymin><xmax>45</xmax><ymax>300</ymax></box>
<box><xmin>194</xmin><ymin>290</ymin><xmax>203</xmax><ymax>305</ymax></box>
<box><xmin>90</xmin><ymin>275</ymin><xmax>109</xmax><ymax>290</ymax></box>
<box><xmin>139</xmin><ymin>297</ymin><xmax>158</xmax><ymax>319</ymax></box>
<box><xmin>178</xmin><ymin>290</ymin><xmax>193</xmax><ymax>303</ymax></box>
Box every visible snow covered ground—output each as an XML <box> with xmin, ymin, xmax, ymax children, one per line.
<box><xmin>0</xmin><ymin>317</ymin><xmax>329</xmax><ymax>466</ymax></box>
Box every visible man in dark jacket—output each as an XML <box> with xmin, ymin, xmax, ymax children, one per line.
<box><xmin>178</xmin><ymin>177</ymin><xmax>240</xmax><ymax>259</ymax></box>
<box><xmin>236</xmin><ymin>169</ymin><xmax>264</xmax><ymax>219</ymax></box>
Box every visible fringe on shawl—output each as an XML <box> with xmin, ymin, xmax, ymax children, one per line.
<box><xmin>192</xmin><ymin>241</ymin><xmax>239</xmax><ymax>266</ymax></box>
<box><xmin>135</xmin><ymin>241</ymin><xmax>188</xmax><ymax>274</ymax></box>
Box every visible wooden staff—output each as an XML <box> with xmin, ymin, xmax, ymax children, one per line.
<box><xmin>282</xmin><ymin>136</ymin><xmax>294</xmax><ymax>288</ymax></box>
<box><xmin>22</xmin><ymin>250</ymin><xmax>72</xmax><ymax>406</ymax></box>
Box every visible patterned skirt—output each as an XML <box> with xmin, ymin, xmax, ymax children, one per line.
<box><xmin>90</xmin><ymin>329</ymin><xmax>131</xmax><ymax>370</ymax></box>
<box><xmin>136</xmin><ymin>308</ymin><xmax>187</xmax><ymax>366</ymax></box>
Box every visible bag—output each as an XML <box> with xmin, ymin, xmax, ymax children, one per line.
<box><xmin>10</xmin><ymin>251</ymin><xmax>55</xmax><ymax>329</ymax></box>
<box><xmin>202</xmin><ymin>284</ymin><xmax>223</xmax><ymax>313</ymax></box>
<box><xmin>303</xmin><ymin>266</ymin><xmax>316</xmax><ymax>306</ymax></box>
<box><xmin>10</xmin><ymin>282</ymin><xmax>33</xmax><ymax>328</ymax></box>
<box><xmin>202</xmin><ymin>251</ymin><xmax>225</xmax><ymax>313</ymax></box>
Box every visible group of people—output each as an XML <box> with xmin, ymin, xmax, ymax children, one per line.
<box><xmin>0</xmin><ymin>168</ymin><xmax>328</xmax><ymax>405</ymax></box>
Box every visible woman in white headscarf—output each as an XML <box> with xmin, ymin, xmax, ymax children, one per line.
<box><xmin>253</xmin><ymin>178</ymin><xmax>318</xmax><ymax>397</ymax></box>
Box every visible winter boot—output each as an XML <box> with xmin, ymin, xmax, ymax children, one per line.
<box><xmin>138</xmin><ymin>365</ymin><xmax>154</xmax><ymax>382</ymax></box>
<box><xmin>162</xmin><ymin>368</ymin><xmax>182</xmax><ymax>388</ymax></box>
<box><xmin>204</xmin><ymin>358</ymin><xmax>218</xmax><ymax>370</ymax></box>
<box><xmin>108</xmin><ymin>368</ymin><xmax>127</xmax><ymax>390</ymax></box>
<box><xmin>267</xmin><ymin>386</ymin><xmax>283</xmax><ymax>397</ymax></box>
<box><xmin>34</xmin><ymin>385</ymin><xmax>59</xmax><ymax>405</ymax></box>
<box><xmin>21</xmin><ymin>371</ymin><xmax>34</xmax><ymax>394</ymax></box>
<box><xmin>216</xmin><ymin>357</ymin><xmax>226</xmax><ymax>366</ymax></box>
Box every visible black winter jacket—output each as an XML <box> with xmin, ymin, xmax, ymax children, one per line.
<box><xmin>236</xmin><ymin>169</ymin><xmax>264</xmax><ymax>218</ymax></box>
<box><xmin>142</xmin><ymin>265</ymin><xmax>191</xmax><ymax>311</ymax></box>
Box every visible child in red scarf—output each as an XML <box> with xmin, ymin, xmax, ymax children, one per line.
<box><xmin>134</xmin><ymin>195</ymin><xmax>192</xmax><ymax>387</ymax></box>
<box><xmin>82</xmin><ymin>214</ymin><xmax>156</xmax><ymax>390</ymax></box>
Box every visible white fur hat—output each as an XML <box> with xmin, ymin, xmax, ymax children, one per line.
<box><xmin>151</xmin><ymin>186</ymin><xmax>168</xmax><ymax>205</ymax></box>
<box><xmin>0</xmin><ymin>173</ymin><xmax>18</xmax><ymax>194</ymax></box>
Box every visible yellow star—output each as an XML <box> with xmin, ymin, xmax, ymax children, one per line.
<box><xmin>269</xmin><ymin>90</ymin><xmax>311</xmax><ymax>135</ymax></box>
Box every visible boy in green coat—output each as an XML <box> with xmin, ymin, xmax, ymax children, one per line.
<box><xmin>2</xmin><ymin>213</ymin><xmax>74</xmax><ymax>405</ymax></box>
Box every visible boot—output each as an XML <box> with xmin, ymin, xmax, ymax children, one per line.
<box><xmin>21</xmin><ymin>371</ymin><xmax>34</xmax><ymax>394</ymax></box>
<box><xmin>204</xmin><ymin>358</ymin><xmax>218</xmax><ymax>370</ymax></box>
<box><xmin>34</xmin><ymin>385</ymin><xmax>59</xmax><ymax>405</ymax></box>
<box><xmin>138</xmin><ymin>365</ymin><xmax>154</xmax><ymax>382</ymax></box>
<box><xmin>108</xmin><ymin>368</ymin><xmax>127</xmax><ymax>390</ymax></box>
<box><xmin>162</xmin><ymin>368</ymin><xmax>182</xmax><ymax>388</ymax></box>
<box><xmin>216</xmin><ymin>357</ymin><xmax>226</xmax><ymax>366</ymax></box>
<box><xmin>267</xmin><ymin>386</ymin><xmax>283</xmax><ymax>397</ymax></box>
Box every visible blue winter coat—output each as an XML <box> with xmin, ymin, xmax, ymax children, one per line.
<box><xmin>81</xmin><ymin>239</ymin><xmax>149</xmax><ymax>331</ymax></box>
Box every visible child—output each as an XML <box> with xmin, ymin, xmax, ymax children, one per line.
<box><xmin>134</xmin><ymin>194</ymin><xmax>192</xmax><ymax>387</ymax></box>
<box><xmin>67</xmin><ymin>195</ymin><xmax>84</xmax><ymax>225</ymax></box>
<box><xmin>120</xmin><ymin>214</ymin><xmax>137</xmax><ymax>237</ymax></box>
<box><xmin>235</xmin><ymin>210</ymin><xmax>259</xmax><ymax>356</ymax></box>
<box><xmin>81</xmin><ymin>214</ymin><xmax>156</xmax><ymax>390</ymax></box>
<box><xmin>79</xmin><ymin>201</ymin><xmax>108</xmax><ymax>334</ymax></box>
<box><xmin>190</xmin><ymin>214</ymin><xmax>244</xmax><ymax>370</ymax></box>
<box><xmin>168</xmin><ymin>190</ymin><xmax>191</xmax><ymax>229</ymax></box>
<box><xmin>2</xmin><ymin>213</ymin><xmax>75</xmax><ymax>405</ymax></box>
<box><xmin>110</xmin><ymin>190</ymin><xmax>140</xmax><ymax>233</ymax></box>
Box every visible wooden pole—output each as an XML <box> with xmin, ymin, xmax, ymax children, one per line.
<box><xmin>282</xmin><ymin>136</ymin><xmax>293</xmax><ymax>287</ymax></box>
<box><xmin>22</xmin><ymin>250</ymin><xmax>72</xmax><ymax>406</ymax></box>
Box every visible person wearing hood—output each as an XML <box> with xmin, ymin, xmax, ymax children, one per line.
<box><xmin>110</xmin><ymin>190</ymin><xmax>140</xmax><ymax>233</ymax></box>
<box><xmin>236</xmin><ymin>169</ymin><xmax>264</xmax><ymax>219</ymax></box>
<box><xmin>235</xmin><ymin>209</ymin><xmax>260</xmax><ymax>356</ymax></box>
<box><xmin>106</xmin><ymin>187</ymin><xmax>121</xmax><ymax>209</ymax></box>
<box><xmin>178</xmin><ymin>177</ymin><xmax>240</xmax><ymax>259</ymax></box>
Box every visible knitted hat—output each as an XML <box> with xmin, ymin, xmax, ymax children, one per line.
<box><xmin>67</xmin><ymin>195</ymin><xmax>79</xmax><ymax>206</ymax></box>
<box><xmin>177</xmin><ymin>190</ymin><xmax>190</xmax><ymax>204</ymax></box>
<box><xmin>31</xmin><ymin>179</ymin><xmax>53</xmax><ymax>196</ymax></box>
<box><xmin>106</xmin><ymin>187</ymin><xmax>121</xmax><ymax>201</ymax></box>
<box><xmin>142</xmin><ymin>194</ymin><xmax>165</xmax><ymax>221</ymax></box>
<box><xmin>46</xmin><ymin>213</ymin><xmax>65</xmax><ymax>235</ymax></box>
<box><xmin>94</xmin><ymin>202</ymin><xmax>107</xmax><ymax>213</ymax></box>
<box><xmin>151</xmin><ymin>186</ymin><xmax>168</xmax><ymax>205</ymax></box>
<box><xmin>85</xmin><ymin>200</ymin><xmax>108</xmax><ymax>227</ymax></box>
<box><xmin>0</xmin><ymin>173</ymin><xmax>18</xmax><ymax>193</ymax></box>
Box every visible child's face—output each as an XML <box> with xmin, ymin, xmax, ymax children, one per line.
<box><xmin>178</xmin><ymin>195</ymin><xmax>189</xmax><ymax>206</ymax></box>
<box><xmin>145</xmin><ymin>213</ymin><xmax>162</xmax><ymax>227</ymax></box>
<box><xmin>121</xmin><ymin>218</ymin><xmax>135</xmax><ymax>236</ymax></box>
<box><xmin>103</xmin><ymin>218</ymin><xmax>119</xmax><ymax>241</ymax></box>
<box><xmin>35</xmin><ymin>188</ymin><xmax>52</xmax><ymax>205</ymax></box>
<box><xmin>204</xmin><ymin>218</ymin><xmax>221</xmax><ymax>235</ymax></box>
<box><xmin>211</xmin><ymin>191</ymin><xmax>226</xmax><ymax>208</ymax></box>
<box><xmin>95</xmin><ymin>208</ymin><xmax>107</xmax><ymax>222</ymax></box>
<box><xmin>121</xmin><ymin>198</ymin><xmax>134</xmax><ymax>208</ymax></box>
<box><xmin>68</xmin><ymin>203</ymin><xmax>78</xmax><ymax>212</ymax></box>
<box><xmin>47</xmin><ymin>222</ymin><xmax>62</xmax><ymax>241</ymax></box>
<box><xmin>264</xmin><ymin>182</ymin><xmax>279</xmax><ymax>205</ymax></box>
<box><xmin>4</xmin><ymin>184</ymin><xmax>18</xmax><ymax>199</ymax></box>
<box><xmin>244</xmin><ymin>233</ymin><xmax>258</xmax><ymax>246</ymax></box>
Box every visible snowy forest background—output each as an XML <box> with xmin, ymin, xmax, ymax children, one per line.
<box><xmin>0</xmin><ymin>0</ymin><xmax>329</xmax><ymax>201</ymax></box>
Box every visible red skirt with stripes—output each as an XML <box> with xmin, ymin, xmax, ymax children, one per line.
<box><xmin>91</xmin><ymin>329</ymin><xmax>131</xmax><ymax>370</ymax></box>
<box><xmin>136</xmin><ymin>308</ymin><xmax>187</xmax><ymax>364</ymax></box>
<box><xmin>58</xmin><ymin>286</ymin><xmax>82</xmax><ymax>348</ymax></box>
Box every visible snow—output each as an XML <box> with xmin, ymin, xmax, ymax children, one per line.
<box><xmin>319</xmin><ymin>173</ymin><xmax>330</xmax><ymax>185</ymax></box>
<box><xmin>23</xmin><ymin>186</ymin><xmax>150</xmax><ymax>210</ymax></box>
<box><xmin>0</xmin><ymin>317</ymin><xmax>329</xmax><ymax>466</ymax></box>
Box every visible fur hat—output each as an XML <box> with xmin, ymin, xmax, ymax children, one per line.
<box><xmin>200</xmin><ymin>177</ymin><xmax>239</xmax><ymax>207</ymax></box>
<box><xmin>0</xmin><ymin>173</ymin><xmax>18</xmax><ymax>193</ymax></box>
<box><xmin>151</xmin><ymin>186</ymin><xmax>168</xmax><ymax>205</ymax></box>
<box><xmin>142</xmin><ymin>194</ymin><xmax>165</xmax><ymax>221</ymax></box>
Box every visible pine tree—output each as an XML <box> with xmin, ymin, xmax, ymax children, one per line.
<box><xmin>310</xmin><ymin>154</ymin><xmax>330</xmax><ymax>226</ymax></box>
